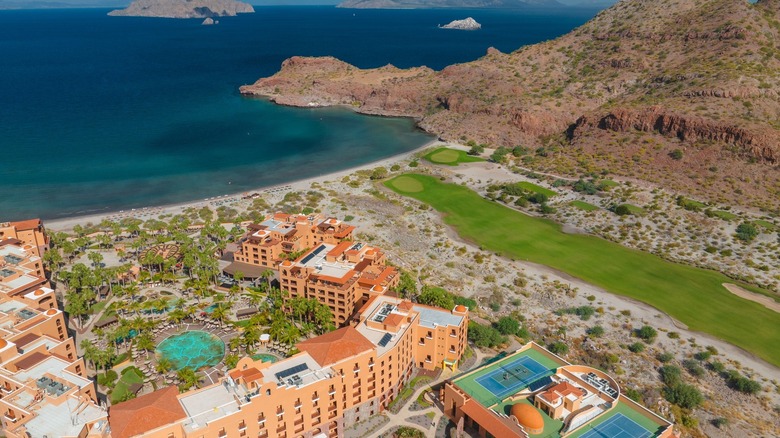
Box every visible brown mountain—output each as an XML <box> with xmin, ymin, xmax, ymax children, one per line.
<box><xmin>241</xmin><ymin>0</ymin><xmax>780</xmax><ymax>210</ymax></box>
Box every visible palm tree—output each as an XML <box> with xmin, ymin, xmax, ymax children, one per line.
<box><xmin>135</xmin><ymin>333</ymin><xmax>155</xmax><ymax>359</ymax></box>
<box><xmin>210</xmin><ymin>304</ymin><xmax>229</xmax><ymax>326</ymax></box>
<box><xmin>279</xmin><ymin>325</ymin><xmax>301</xmax><ymax>346</ymax></box>
<box><xmin>156</xmin><ymin>358</ymin><xmax>173</xmax><ymax>374</ymax></box>
<box><xmin>177</xmin><ymin>367</ymin><xmax>198</xmax><ymax>391</ymax></box>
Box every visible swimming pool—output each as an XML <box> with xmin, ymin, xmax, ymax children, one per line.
<box><xmin>251</xmin><ymin>353</ymin><xmax>280</xmax><ymax>363</ymax></box>
<box><xmin>156</xmin><ymin>331</ymin><xmax>225</xmax><ymax>370</ymax></box>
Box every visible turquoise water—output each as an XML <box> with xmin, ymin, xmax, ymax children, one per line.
<box><xmin>0</xmin><ymin>7</ymin><xmax>600</xmax><ymax>220</ymax></box>
<box><xmin>156</xmin><ymin>330</ymin><xmax>225</xmax><ymax>370</ymax></box>
<box><xmin>251</xmin><ymin>353</ymin><xmax>280</xmax><ymax>363</ymax></box>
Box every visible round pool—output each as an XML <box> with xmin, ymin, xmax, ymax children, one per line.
<box><xmin>156</xmin><ymin>331</ymin><xmax>225</xmax><ymax>370</ymax></box>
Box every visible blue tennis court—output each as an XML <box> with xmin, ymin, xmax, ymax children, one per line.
<box><xmin>578</xmin><ymin>413</ymin><xmax>653</xmax><ymax>438</ymax></box>
<box><xmin>474</xmin><ymin>355</ymin><xmax>551</xmax><ymax>400</ymax></box>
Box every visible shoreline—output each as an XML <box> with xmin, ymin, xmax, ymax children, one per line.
<box><xmin>46</xmin><ymin>139</ymin><xmax>440</xmax><ymax>232</ymax></box>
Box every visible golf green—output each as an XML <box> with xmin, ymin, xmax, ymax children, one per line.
<box><xmin>423</xmin><ymin>147</ymin><xmax>485</xmax><ymax>166</ymax></box>
<box><xmin>386</xmin><ymin>174</ymin><xmax>780</xmax><ymax>366</ymax></box>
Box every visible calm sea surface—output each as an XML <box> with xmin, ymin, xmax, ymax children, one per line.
<box><xmin>0</xmin><ymin>6</ymin><xmax>599</xmax><ymax>219</ymax></box>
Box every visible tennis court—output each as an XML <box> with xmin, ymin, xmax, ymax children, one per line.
<box><xmin>474</xmin><ymin>355</ymin><xmax>551</xmax><ymax>401</ymax></box>
<box><xmin>577</xmin><ymin>413</ymin><xmax>653</xmax><ymax>438</ymax></box>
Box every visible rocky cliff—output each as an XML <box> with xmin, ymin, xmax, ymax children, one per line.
<box><xmin>242</xmin><ymin>0</ymin><xmax>780</xmax><ymax>210</ymax></box>
<box><xmin>109</xmin><ymin>0</ymin><xmax>254</xmax><ymax>18</ymax></box>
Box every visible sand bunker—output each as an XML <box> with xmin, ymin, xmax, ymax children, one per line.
<box><xmin>723</xmin><ymin>283</ymin><xmax>780</xmax><ymax>313</ymax></box>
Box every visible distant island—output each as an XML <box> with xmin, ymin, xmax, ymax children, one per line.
<box><xmin>337</xmin><ymin>0</ymin><xmax>561</xmax><ymax>8</ymax></box>
<box><xmin>439</xmin><ymin>17</ymin><xmax>481</xmax><ymax>30</ymax></box>
<box><xmin>108</xmin><ymin>0</ymin><xmax>254</xmax><ymax>18</ymax></box>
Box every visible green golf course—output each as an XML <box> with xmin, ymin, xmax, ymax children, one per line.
<box><xmin>423</xmin><ymin>147</ymin><xmax>486</xmax><ymax>166</ymax></box>
<box><xmin>385</xmin><ymin>174</ymin><xmax>780</xmax><ymax>366</ymax></box>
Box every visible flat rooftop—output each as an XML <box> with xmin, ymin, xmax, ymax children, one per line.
<box><xmin>180</xmin><ymin>383</ymin><xmax>245</xmax><ymax>432</ymax></box>
<box><xmin>14</xmin><ymin>356</ymin><xmax>92</xmax><ymax>389</ymax></box>
<box><xmin>23</xmin><ymin>395</ymin><xmax>108</xmax><ymax>438</ymax></box>
<box><xmin>297</xmin><ymin>244</ymin><xmax>353</xmax><ymax>279</ymax></box>
<box><xmin>261</xmin><ymin>352</ymin><xmax>333</xmax><ymax>388</ymax></box>
<box><xmin>414</xmin><ymin>304</ymin><xmax>463</xmax><ymax>329</ymax></box>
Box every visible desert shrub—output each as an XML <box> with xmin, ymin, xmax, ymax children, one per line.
<box><xmin>657</xmin><ymin>352</ymin><xmax>674</xmax><ymax>363</ymax></box>
<box><xmin>636</xmin><ymin>325</ymin><xmax>658</xmax><ymax>343</ymax></box>
<box><xmin>663</xmin><ymin>383</ymin><xmax>703</xmax><ymax>409</ymax></box>
<box><xmin>548</xmin><ymin>341</ymin><xmax>569</xmax><ymax>355</ymax></box>
<box><xmin>628</xmin><ymin>342</ymin><xmax>646</xmax><ymax>353</ymax></box>
<box><xmin>587</xmin><ymin>325</ymin><xmax>605</xmax><ymax>337</ymax></box>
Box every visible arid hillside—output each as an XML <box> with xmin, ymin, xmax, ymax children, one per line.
<box><xmin>241</xmin><ymin>0</ymin><xmax>780</xmax><ymax>210</ymax></box>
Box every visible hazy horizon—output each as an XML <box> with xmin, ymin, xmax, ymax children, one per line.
<box><xmin>0</xmin><ymin>0</ymin><xmax>614</xmax><ymax>9</ymax></box>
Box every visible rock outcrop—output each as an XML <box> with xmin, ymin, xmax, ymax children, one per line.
<box><xmin>439</xmin><ymin>17</ymin><xmax>481</xmax><ymax>30</ymax></box>
<box><xmin>109</xmin><ymin>0</ymin><xmax>254</xmax><ymax>18</ymax></box>
<box><xmin>242</xmin><ymin>0</ymin><xmax>780</xmax><ymax>209</ymax></box>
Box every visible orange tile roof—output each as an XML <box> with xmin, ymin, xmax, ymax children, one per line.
<box><xmin>383</xmin><ymin>313</ymin><xmax>405</xmax><ymax>327</ymax></box>
<box><xmin>297</xmin><ymin>326</ymin><xmax>374</xmax><ymax>366</ymax></box>
<box><xmin>461</xmin><ymin>400</ymin><xmax>523</xmax><ymax>437</ymax></box>
<box><xmin>397</xmin><ymin>301</ymin><xmax>415</xmax><ymax>311</ymax></box>
<box><xmin>108</xmin><ymin>386</ymin><xmax>185</xmax><ymax>438</ymax></box>
<box><xmin>539</xmin><ymin>381</ymin><xmax>585</xmax><ymax>404</ymax></box>
<box><xmin>9</xmin><ymin>219</ymin><xmax>41</xmax><ymax>231</ymax></box>
<box><xmin>327</xmin><ymin>241</ymin><xmax>352</xmax><ymax>258</ymax></box>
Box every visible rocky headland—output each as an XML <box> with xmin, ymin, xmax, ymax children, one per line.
<box><xmin>439</xmin><ymin>17</ymin><xmax>481</xmax><ymax>30</ymax></box>
<box><xmin>108</xmin><ymin>0</ymin><xmax>254</xmax><ymax>18</ymax></box>
<box><xmin>241</xmin><ymin>0</ymin><xmax>780</xmax><ymax>211</ymax></box>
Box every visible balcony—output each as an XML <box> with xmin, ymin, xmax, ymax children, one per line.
<box><xmin>238</xmin><ymin>422</ymin><xmax>247</xmax><ymax>431</ymax></box>
<box><xmin>294</xmin><ymin>418</ymin><xmax>304</xmax><ymax>426</ymax></box>
<box><xmin>328</xmin><ymin>411</ymin><xmax>338</xmax><ymax>420</ymax></box>
<box><xmin>4</xmin><ymin>414</ymin><xmax>18</xmax><ymax>423</ymax></box>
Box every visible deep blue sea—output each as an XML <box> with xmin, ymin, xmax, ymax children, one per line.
<box><xmin>0</xmin><ymin>6</ymin><xmax>599</xmax><ymax>219</ymax></box>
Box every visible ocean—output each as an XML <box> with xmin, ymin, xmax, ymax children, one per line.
<box><xmin>0</xmin><ymin>6</ymin><xmax>599</xmax><ymax>219</ymax></box>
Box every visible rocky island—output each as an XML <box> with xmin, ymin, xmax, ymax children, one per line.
<box><xmin>439</xmin><ymin>17</ymin><xmax>481</xmax><ymax>30</ymax></box>
<box><xmin>108</xmin><ymin>0</ymin><xmax>254</xmax><ymax>18</ymax></box>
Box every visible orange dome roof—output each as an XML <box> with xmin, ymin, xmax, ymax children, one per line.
<box><xmin>454</xmin><ymin>305</ymin><xmax>467</xmax><ymax>313</ymax></box>
<box><xmin>0</xmin><ymin>339</ymin><xmax>7</xmax><ymax>348</ymax></box>
<box><xmin>46</xmin><ymin>309</ymin><xmax>58</xmax><ymax>316</ymax></box>
<box><xmin>34</xmin><ymin>289</ymin><xmax>45</xmax><ymax>296</ymax></box>
<box><xmin>511</xmin><ymin>403</ymin><xmax>544</xmax><ymax>432</ymax></box>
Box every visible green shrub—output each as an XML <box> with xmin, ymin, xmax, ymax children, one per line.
<box><xmin>548</xmin><ymin>341</ymin><xmax>569</xmax><ymax>355</ymax></box>
<box><xmin>468</xmin><ymin>321</ymin><xmax>507</xmax><ymax>348</ymax></box>
<box><xmin>628</xmin><ymin>342</ymin><xmax>646</xmax><ymax>353</ymax></box>
<box><xmin>587</xmin><ymin>325</ymin><xmax>605</xmax><ymax>337</ymax></box>
<box><xmin>659</xmin><ymin>365</ymin><xmax>682</xmax><ymax>387</ymax></box>
<box><xmin>725</xmin><ymin>370</ymin><xmax>762</xmax><ymax>394</ymax></box>
<box><xmin>556</xmin><ymin>306</ymin><xmax>596</xmax><ymax>321</ymax></box>
<box><xmin>712</xmin><ymin>417</ymin><xmax>729</xmax><ymax>428</ymax></box>
<box><xmin>669</xmin><ymin>149</ymin><xmax>684</xmax><ymax>160</ymax></box>
<box><xmin>708</xmin><ymin>361</ymin><xmax>726</xmax><ymax>373</ymax></box>
<box><xmin>736</xmin><ymin>222</ymin><xmax>759</xmax><ymax>242</ymax></box>
<box><xmin>494</xmin><ymin>317</ymin><xmax>520</xmax><ymax>336</ymax></box>
<box><xmin>657</xmin><ymin>352</ymin><xmax>674</xmax><ymax>363</ymax></box>
<box><xmin>636</xmin><ymin>325</ymin><xmax>657</xmax><ymax>343</ymax></box>
<box><xmin>663</xmin><ymin>383</ymin><xmax>703</xmax><ymax>409</ymax></box>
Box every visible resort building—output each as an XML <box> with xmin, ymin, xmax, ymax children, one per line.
<box><xmin>0</xmin><ymin>292</ymin><xmax>107</xmax><ymax>437</ymax></box>
<box><xmin>0</xmin><ymin>219</ymin><xmax>49</xmax><ymax>258</ymax></box>
<box><xmin>0</xmin><ymin>239</ymin><xmax>47</xmax><ymax>299</ymax></box>
<box><xmin>105</xmin><ymin>295</ymin><xmax>468</xmax><ymax>438</ymax></box>
<box><xmin>279</xmin><ymin>241</ymin><xmax>400</xmax><ymax>325</ymax></box>
<box><xmin>231</xmin><ymin>213</ymin><xmax>355</xmax><ymax>272</ymax></box>
<box><xmin>0</xmin><ymin>219</ymin><xmax>107</xmax><ymax>438</ymax></box>
<box><xmin>442</xmin><ymin>342</ymin><xmax>676</xmax><ymax>438</ymax></box>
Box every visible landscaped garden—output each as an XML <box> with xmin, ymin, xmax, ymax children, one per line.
<box><xmin>385</xmin><ymin>174</ymin><xmax>780</xmax><ymax>366</ymax></box>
